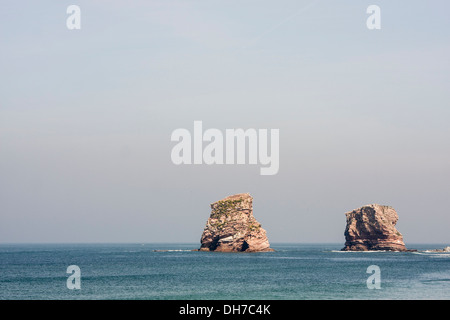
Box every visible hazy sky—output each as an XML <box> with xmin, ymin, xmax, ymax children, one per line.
<box><xmin>1</xmin><ymin>1</ymin><xmax>449</xmax><ymax>244</ymax></box>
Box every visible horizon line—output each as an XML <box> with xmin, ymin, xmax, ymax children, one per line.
<box><xmin>0</xmin><ymin>241</ymin><xmax>448</xmax><ymax>246</ymax></box>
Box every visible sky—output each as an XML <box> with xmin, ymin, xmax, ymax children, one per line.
<box><xmin>1</xmin><ymin>1</ymin><xmax>450</xmax><ymax>244</ymax></box>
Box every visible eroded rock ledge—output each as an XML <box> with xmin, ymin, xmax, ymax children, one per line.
<box><xmin>198</xmin><ymin>193</ymin><xmax>273</xmax><ymax>252</ymax></box>
<box><xmin>342</xmin><ymin>204</ymin><xmax>409</xmax><ymax>251</ymax></box>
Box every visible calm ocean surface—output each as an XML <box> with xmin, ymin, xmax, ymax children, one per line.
<box><xmin>0</xmin><ymin>243</ymin><xmax>449</xmax><ymax>300</ymax></box>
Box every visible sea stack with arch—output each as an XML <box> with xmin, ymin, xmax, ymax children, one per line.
<box><xmin>198</xmin><ymin>193</ymin><xmax>274</xmax><ymax>252</ymax></box>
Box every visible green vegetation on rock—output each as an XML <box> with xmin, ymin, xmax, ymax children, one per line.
<box><xmin>211</xmin><ymin>198</ymin><xmax>243</xmax><ymax>219</ymax></box>
<box><xmin>247</xmin><ymin>223</ymin><xmax>261</xmax><ymax>232</ymax></box>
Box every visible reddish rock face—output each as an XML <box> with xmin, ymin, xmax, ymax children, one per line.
<box><xmin>199</xmin><ymin>193</ymin><xmax>273</xmax><ymax>252</ymax></box>
<box><xmin>342</xmin><ymin>204</ymin><xmax>408</xmax><ymax>251</ymax></box>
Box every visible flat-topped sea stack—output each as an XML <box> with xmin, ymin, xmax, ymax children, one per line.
<box><xmin>199</xmin><ymin>193</ymin><xmax>274</xmax><ymax>252</ymax></box>
<box><xmin>342</xmin><ymin>204</ymin><xmax>408</xmax><ymax>251</ymax></box>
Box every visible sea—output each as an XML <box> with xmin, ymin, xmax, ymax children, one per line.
<box><xmin>0</xmin><ymin>243</ymin><xmax>449</xmax><ymax>300</ymax></box>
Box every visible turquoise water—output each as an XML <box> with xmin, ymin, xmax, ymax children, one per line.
<box><xmin>0</xmin><ymin>243</ymin><xmax>449</xmax><ymax>300</ymax></box>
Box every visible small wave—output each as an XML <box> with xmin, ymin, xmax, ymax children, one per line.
<box><xmin>153</xmin><ymin>249</ymin><xmax>193</xmax><ymax>252</ymax></box>
<box><xmin>421</xmin><ymin>278</ymin><xmax>450</xmax><ymax>283</ymax></box>
<box><xmin>412</xmin><ymin>251</ymin><xmax>450</xmax><ymax>258</ymax></box>
<box><xmin>261</xmin><ymin>256</ymin><xmax>312</xmax><ymax>260</ymax></box>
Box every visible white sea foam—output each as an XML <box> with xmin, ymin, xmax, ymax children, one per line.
<box><xmin>412</xmin><ymin>251</ymin><xmax>450</xmax><ymax>258</ymax></box>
